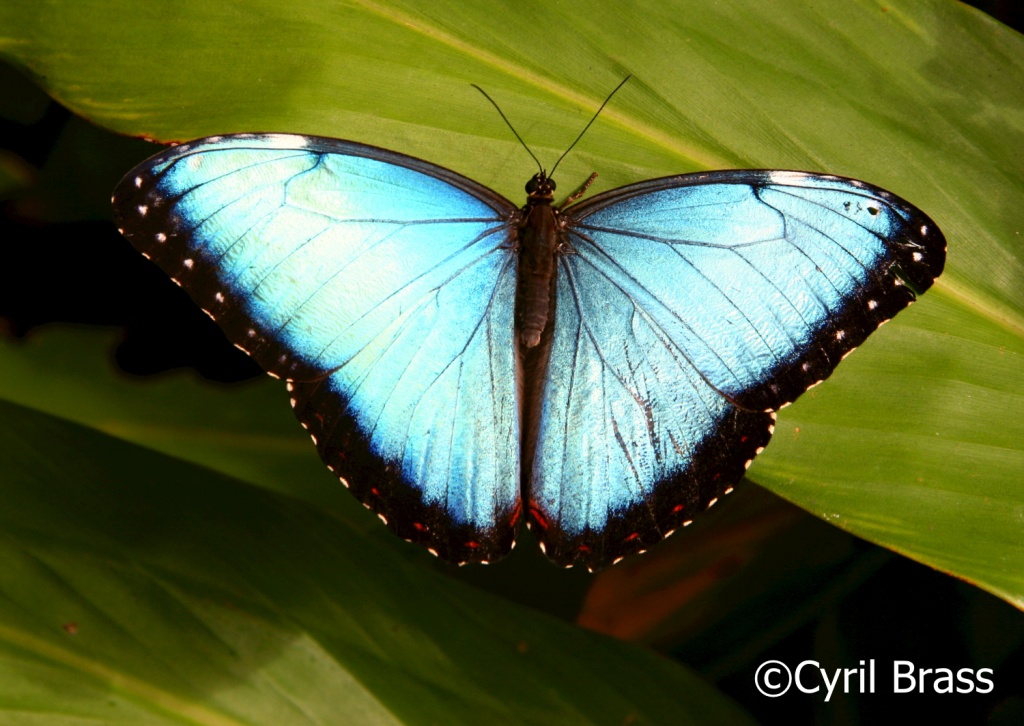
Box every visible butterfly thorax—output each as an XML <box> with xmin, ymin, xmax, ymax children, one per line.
<box><xmin>516</xmin><ymin>172</ymin><xmax>561</xmax><ymax>349</ymax></box>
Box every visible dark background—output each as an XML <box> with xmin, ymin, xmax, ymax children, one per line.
<box><xmin>1</xmin><ymin>3</ymin><xmax>1021</xmax><ymax>724</ymax></box>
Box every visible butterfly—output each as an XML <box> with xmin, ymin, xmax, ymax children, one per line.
<box><xmin>112</xmin><ymin>87</ymin><xmax>945</xmax><ymax>571</ymax></box>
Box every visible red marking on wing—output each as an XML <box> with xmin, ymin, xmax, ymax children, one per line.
<box><xmin>527</xmin><ymin>504</ymin><xmax>549</xmax><ymax>530</ymax></box>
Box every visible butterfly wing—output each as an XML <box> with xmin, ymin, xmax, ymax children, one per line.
<box><xmin>113</xmin><ymin>134</ymin><xmax>522</xmax><ymax>564</ymax></box>
<box><xmin>528</xmin><ymin>170</ymin><xmax>945</xmax><ymax>569</ymax></box>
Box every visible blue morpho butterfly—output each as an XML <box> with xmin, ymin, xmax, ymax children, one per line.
<box><xmin>112</xmin><ymin>79</ymin><xmax>945</xmax><ymax>571</ymax></box>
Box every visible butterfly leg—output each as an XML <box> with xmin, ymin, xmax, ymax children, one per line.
<box><xmin>559</xmin><ymin>172</ymin><xmax>598</xmax><ymax>208</ymax></box>
<box><xmin>500</xmin><ymin>237</ymin><xmax>520</xmax><ymax>252</ymax></box>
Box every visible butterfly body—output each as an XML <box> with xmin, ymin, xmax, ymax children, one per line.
<box><xmin>113</xmin><ymin>132</ymin><xmax>945</xmax><ymax>570</ymax></box>
<box><xmin>515</xmin><ymin>173</ymin><xmax>562</xmax><ymax>349</ymax></box>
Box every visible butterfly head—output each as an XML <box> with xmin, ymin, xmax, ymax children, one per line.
<box><xmin>526</xmin><ymin>172</ymin><xmax>556</xmax><ymax>202</ymax></box>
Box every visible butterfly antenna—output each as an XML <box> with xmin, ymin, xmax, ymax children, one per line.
<box><xmin>472</xmin><ymin>84</ymin><xmax>544</xmax><ymax>174</ymax></box>
<box><xmin>549</xmin><ymin>75</ymin><xmax>631</xmax><ymax>178</ymax></box>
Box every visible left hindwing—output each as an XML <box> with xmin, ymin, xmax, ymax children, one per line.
<box><xmin>113</xmin><ymin>134</ymin><xmax>523</xmax><ymax>564</ymax></box>
<box><xmin>527</xmin><ymin>170</ymin><xmax>945</xmax><ymax>569</ymax></box>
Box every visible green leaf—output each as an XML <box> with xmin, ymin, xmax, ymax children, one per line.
<box><xmin>0</xmin><ymin>0</ymin><xmax>1021</xmax><ymax>622</ymax></box>
<box><xmin>0</xmin><ymin>328</ymin><xmax>351</xmax><ymax>515</ymax></box>
<box><xmin>0</xmin><ymin>399</ymin><xmax>754</xmax><ymax>724</ymax></box>
<box><xmin>763</xmin><ymin>288</ymin><xmax>1024</xmax><ymax>608</ymax></box>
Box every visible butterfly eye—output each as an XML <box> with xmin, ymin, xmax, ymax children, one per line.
<box><xmin>525</xmin><ymin>175</ymin><xmax>555</xmax><ymax>195</ymax></box>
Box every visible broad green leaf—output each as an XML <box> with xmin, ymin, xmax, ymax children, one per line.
<box><xmin>0</xmin><ymin>0</ymin><xmax>1021</xmax><ymax>614</ymax></box>
<box><xmin>763</xmin><ymin>288</ymin><xmax>1024</xmax><ymax>608</ymax></box>
<box><xmin>0</xmin><ymin>399</ymin><xmax>753</xmax><ymax>725</ymax></box>
<box><xmin>0</xmin><ymin>328</ymin><xmax>349</xmax><ymax>514</ymax></box>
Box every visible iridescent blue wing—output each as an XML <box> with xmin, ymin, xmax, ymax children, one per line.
<box><xmin>528</xmin><ymin>170</ymin><xmax>945</xmax><ymax>569</ymax></box>
<box><xmin>112</xmin><ymin>134</ymin><xmax>522</xmax><ymax>564</ymax></box>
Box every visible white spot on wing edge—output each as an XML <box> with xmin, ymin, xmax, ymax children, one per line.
<box><xmin>137</xmin><ymin>205</ymin><xmax>148</xmax><ymax>216</ymax></box>
<box><xmin>259</xmin><ymin>133</ymin><xmax>311</xmax><ymax>149</ymax></box>
<box><xmin>766</xmin><ymin>170</ymin><xmax>808</xmax><ymax>185</ymax></box>
<box><xmin>134</xmin><ymin>176</ymin><xmax>143</xmax><ymax>188</ymax></box>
